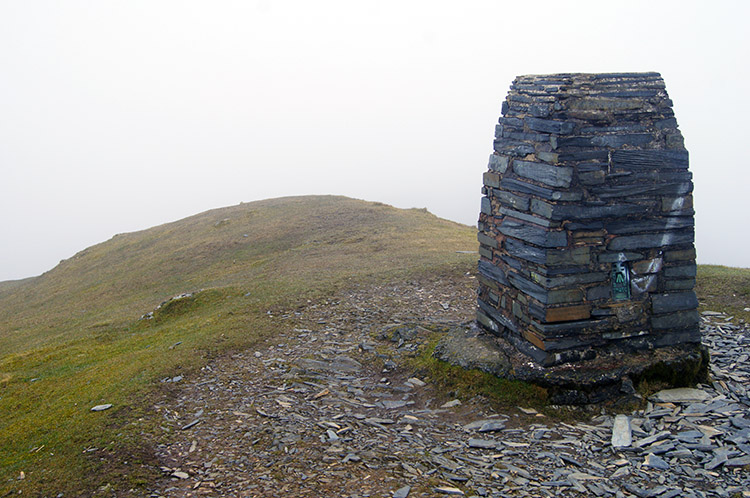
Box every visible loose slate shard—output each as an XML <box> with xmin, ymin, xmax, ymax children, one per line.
<box><xmin>475</xmin><ymin>73</ymin><xmax>706</xmax><ymax>402</ymax></box>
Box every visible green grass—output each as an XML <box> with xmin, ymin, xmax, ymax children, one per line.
<box><xmin>695</xmin><ymin>264</ymin><xmax>750</xmax><ymax>322</ymax></box>
<box><xmin>0</xmin><ymin>195</ymin><xmax>478</xmax><ymax>496</ymax></box>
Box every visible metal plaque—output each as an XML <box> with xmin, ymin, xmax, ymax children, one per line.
<box><xmin>611</xmin><ymin>262</ymin><xmax>631</xmax><ymax>301</ymax></box>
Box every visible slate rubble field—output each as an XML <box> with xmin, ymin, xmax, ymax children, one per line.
<box><xmin>149</xmin><ymin>275</ymin><xmax>749</xmax><ymax>497</ymax></box>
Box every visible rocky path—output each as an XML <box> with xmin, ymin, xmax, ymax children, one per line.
<box><xmin>146</xmin><ymin>275</ymin><xmax>749</xmax><ymax>498</ymax></box>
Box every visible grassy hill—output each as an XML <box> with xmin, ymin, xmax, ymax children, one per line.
<box><xmin>0</xmin><ymin>195</ymin><xmax>478</xmax><ymax>495</ymax></box>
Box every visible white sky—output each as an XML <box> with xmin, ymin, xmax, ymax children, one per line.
<box><xmin>1</xmin><ymin>0</ymin><xmax>748</xmax><ymax>282</ymax></box>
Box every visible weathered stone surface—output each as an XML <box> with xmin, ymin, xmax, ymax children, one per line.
<box><xmin>612</xmin><ymin>414</ymin><xmax>632</xmax><ymax>447</ymax></box>
<box><xmin>476</xmin><ymin>72</ymin><xmax>699</xmax><ymax>381</ymax></box>
<box><xmin>651</xmin><ymin>310</ymin><xmax>699</xmax><ymax>330</ymax></box>
<box><xmin>651</xmin><ymin>292</ymin><xmax>698</xmax><ymax>314</ymax></box>
<box><xmin>650</xmin><ymin>388</ymin><xmax>711</xmax><ymax>403</ymax></box>
<box><xmin>499</xmin><ymin>219</ymin><xmax>567</xmax><ymax>248</ymax></box>
<box><xmin>608</xmin><ymin>231</ymin><xmax>694</xmax><ymax>251</ymax></box>
<box><xmin>513</xmin><ymin>160</ymin><xmax>573</xmax><ymax>188</ymax></box>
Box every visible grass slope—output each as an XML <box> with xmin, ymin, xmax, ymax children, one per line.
<box><xmin>0</xmin><ymin>195</ymin><xmax>478</xmax><ymax>495</ymax></box>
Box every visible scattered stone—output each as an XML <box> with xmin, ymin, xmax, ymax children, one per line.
<box><xmin>434</xmin><ymin>486</ymin><xmax>464</xmax><ymax>496</ymax></box>
<box><xmin>650</xmin><ymin>388</ymin><xmax>711</xmax><ymax>403</ymax></box>
<box><xmin>441</xmin><ymin>399</ymin><xmax>461</xmax><ymax>408</ymax></box>
<box><xmin>612</xmin><ymin>414</ymin><xmax>632</xmax><ymax>447</ymax></box>
<box><xmin>90</xmin><ymin>404</ymin><xmax>112</xmax><ymax>412</ymax></box>
<box><xmin>643</xmin><ymin>453</ymin><xmax>669</xmax><ymax>470</ymax></box>
<box><xmin>393</xmin><ymin>485</ymin><xmax>411</xmax><ymax>498</ymax></box>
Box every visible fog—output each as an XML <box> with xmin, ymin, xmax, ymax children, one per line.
<box><xmin>1</xmin><ymin>0</ymin><xmax>748</xmax><ymax>282</ymax></box>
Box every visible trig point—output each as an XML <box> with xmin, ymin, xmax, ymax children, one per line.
<box><xmin>476</xmin><ymin>73</ymin><xmax>707</xmax><ymax>403</ymax></box>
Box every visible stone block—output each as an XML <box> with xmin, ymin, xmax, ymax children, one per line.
<box><xmin>652</xmin><ymin>292</ymin><xmax>699</xmax><ymax>314</ymax></box>
<box><xmin>611</xmin><ymin>149</ymin><xmax>689</xmax><ymax>170</ymax></box>
<box><xmin>544</xmin><ymin>305</ymin><xmax>591</xmax><ymax>323</ymax></box>
<box><xmin>488</xmin><ymin>154</ymin><xmax>510</xmax><ymax>173</ymax></box>
<box><xmin>664</xmin><ymin>278</ymin><xmax>696</xmax><ymax>291</ymax></box>
<box><xmin>525</xmin><ymin>117</ymin><xmax>575</xmax><ymax>135</ymax></box>
<box><xmin>477</xmin><ymin>232</ymin><xmax>498</xmax><ymax>249</ymax></box>
<box><xmin>651</xmin><ymin>309</ymin><xmax>699</xmax><ymax>330</ymax></box>
<box><xmin>513</xmin><ymin>160</ymin><xmax>573</xmax><ymax>188</ymax></box>
<box><xmin>480</xmin><ymin>196</ymin><xmax>491</xmax><ymax>215</ymax></box>
<box><xmin>499</xmin><ymin>219</ymin><xmax>567</xmax><ymax>248</ymax></box>
<box><xmin>546</xmin><ymin>246</ymin><xmax>590</xmax><ymax>266</ymax></box>
<box><xmin>508</xmin><ymin>273</ymin><xmax>548</xmax><ymax>303</ymax></box>
<box><xmin>531</xmin><ymin>271</ymin><xmax>607</xmax><ymax>289</ymax></box>
<box><xmin>505</xmin><ymin>238</ymin><xmax>546</xmax><ymax>265</ymax></box>
<box><xmin>606</xmin><ymin>217</ymin><xmax>693</xmax><ymax>234</ymax></box>
<box><xmin>608</xmin><ymin>231</ymin><xmax>694</xmax><ymax>251</ymax></box>
<box><xmin>501</xmin><ymin>178</ymin><xmax>583</xmax><ymax>202</ymax></box>
<box><xmin>664</xmin><ymin>247</ymin><xmax>696</xmax><ymax>262</ymax></box>
<box><xmin>496</xmin><ymin>191</ymin><xmax>530</xmax><ymax>211</ymax></box>
<box><xmin>631</xmin><ymin>258</ymin><xmax>663</xmax><ymax>275</ymax></box>
<box><xmin>478</xmin><ymin>260</ymin><xmax>509</xmax><ymax>286</ymax></box>
<box><xmin>587</xmin><ymin>285</ymin><xmax>610</xmax><ymax>301</ymax></box>
<box><xmin>547</xmin><ymin>289</ymin><xmax>584</xmax><ymax>305</ymax></box>
<box><xmin>664</xmin><ymin>264</ymin><xmax>697</xmax><ymax>278</ymax></box>
<box><xmin>631</xmin><ymin>274</ymin><xmax>658</xmax><ymax>295</ymax></box>
<box><xmin>483</xmin><ymin>172</ymin><xmax>501</xmax><ymax>189</ymax></box>
<box><xmin>498</xmin><ymin>207</ymin><xmax>556</xmax><ymax>228</ymax></box>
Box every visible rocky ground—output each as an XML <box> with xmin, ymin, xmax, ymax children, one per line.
<box><xmin>146</xmin><ymin>273</ymin><xmax>749</xmax><ymax>498</ymax></box>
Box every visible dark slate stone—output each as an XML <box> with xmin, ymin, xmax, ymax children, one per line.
<box><xmin>499</xmin><ymin>219</ymin><xmax>567</xmax><ymax>248</ymax></box>
<box><xmin>591</xmin><ymin>134</ymin><xmax>654</xmax><ymax>147</ymax></box>
<box><xmin>530</xmin><ymin>199</ymin><xmax>554</xmax><ymax>219</ymax></box>
<box><xmin>477</xmin><ymin>232</ymin><xmax>498</xmax><ymax>249</ymax></box>
<box><xmin>579</xmin><ymin>123</ymin><xmax>647</xmax><ymax>134</ymax></box>
<box><xmin>478</xmin><ymin>260</ymin><xmax>509</xmax><ymax>286</ymax></box>
<box><xmin>480</xmin><ymin>196</ymin><xmax>491</xmax><ymax>215</ymax></box>
<box><xmin>493</xmin><ymin>139</ymin><xmax>535</xmax><ymax>156</ymax></box>
<box><xmin>499</xmin><ymin>116</ymin><xmax>524</xmax><ymax>128</ymax></box>
<box><xmin>508</xmin><ymin>273</ymin><xmax>548</xmax><ymax>303</ymax></box>
<box><xmin>651</xmin><ymin>310</ymin><xmax>699</xmax><ymax>330</ymax></box>
<box><xmin>496</xmin><ymin>190</ymin><xmax>530</xmax><ymax>212</ymax></box>
<box><xmin>503</xmin><ymin>130</ymin><xmax>549</xmax><ymax>143</ymax></box>
<box><xmin>505</xmin><ymin>238</ymin><xmax>546</xmax><ymax>265</ymax></box>
<box><xmin>664</xmin><ymin>278</ymin><xmax>696</xmax><ymax>291</ymax></box>
<box><xmin>592</xmin><ymin>182</ymin><xmax>692</xmax><ymax>199</ymax></box>
<box><xmin>477</xmin><ymin>298</ymin><xmax>517</xmax><ymax>333</ymax></box>
<box><xmin>557</xmin><ymin>150</ymin><xmax>609</xmax><ymax>162</ymax></box>
<box><xmin>611</xmin><ymin>149</ymin><xmax>689</xmax><ymax>170</ymax></box>
<box><xmin>513</xmin><ymin>160</ymin><xmax>574</xmax><ymax>188</ymax></box>
<box><xmin>501</xmin><ymin>178</ymin><xmax>582</xmax><ymax>202</ymax></box>
<box><xmin>652</xmin><ymin>292</ymin><xmax>699</xmax><ymax>314</ymax></box>
<box><xmin>546</xmin><ymin>246</ymin><xmax>590</xmax><ymax>267</ymax></box>
<box><xmin>498</xmin><ymin>207</ymin><xmax>557</xmax><ymax>228</ymax></box>
<box><xmin>529</xmin><ymin>317</ymin><xmax>613</xmax><ymax>338</ymax></box>
<box><xmin>664</xmin><ymin>264</ymin><xmax>697</xmax><ymax>278</ymax></box>
<box><xmin>606</xmin><ymin>217</ymin><xmax>694</xmax><ymax>234</ymax></box>
<box><xmin>548</xmin><ymin>203</ymin><xmax>652</xmax><ymax>221</ymax></box>
<box><xmin>533</xmin><ymin>272</ymin><xmax>608</xmax><ymax>289</ymax></box>
<box><xmin>608</xmin><ymin>230</ymin><xmax>694</xmax><ymax>251</ymax></box>
<box><xmin>488</xmin><ymin>154</ymin><xmax>509</xmax><ymax>173</ymax></box>
<box><xmin>483</xmin><ymin>171</ymin><xmax>501</xmax><ymax>188</ymax></box>
<box><xmin>525</xmin><ymin>117</ymin><xmax>575</xmax><ymax>135</ymax></box>
<box><xmin>597</xmin><ymin>251</ymin><xmax>643</xmax><ymax>263</ymax></box>
<box><xmin>587</xmin><ymin>285</ymin><xmax>610</xmax><ymax>301</ymax></box>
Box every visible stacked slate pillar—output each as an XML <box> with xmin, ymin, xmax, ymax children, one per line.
<box><xmin>477</xmin><ymin>72</ymin><xmax>700</xmax><ymax>371</ymax></box>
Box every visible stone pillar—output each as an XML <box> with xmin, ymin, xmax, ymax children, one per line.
<box><xmin>476</xmin><ymin>73</ymin><xmax>706</xmax><ymax>401</ymax></box>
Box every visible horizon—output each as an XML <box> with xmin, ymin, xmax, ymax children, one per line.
<box><xmin>2</xmin><ymin>1</ymin><xmax>749</xmax><ymax>281</ymax></box>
